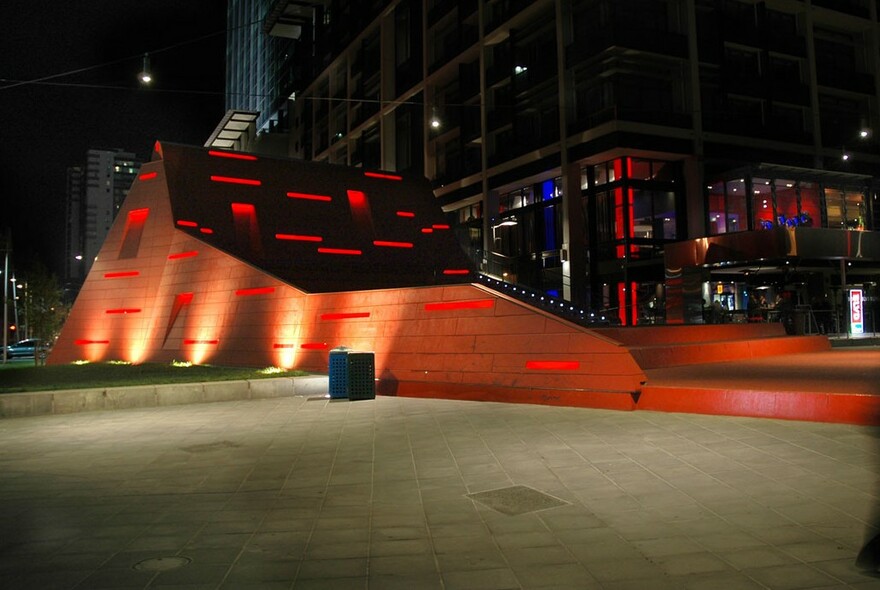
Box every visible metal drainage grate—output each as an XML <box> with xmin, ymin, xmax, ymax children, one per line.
<box><xmin>467</xmin><ymin>485</ymin><xmax>569</xmax><ymax>516</ymax></box>
<box><xmin>132</xmin><ymin>556</ymin><xmax>191</xmax><ymax>572</ymax></box>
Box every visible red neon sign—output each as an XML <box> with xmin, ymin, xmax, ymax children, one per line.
<box><xmin>235</xmin><ymin>287</ymin><xmax>275</xmax><ymax>296</ymax></box>
<box><xmin>318</xmin><ymin>247</ymin><xmax>362</xmax><ymax>255</ymax></box>
<box><xmin>208</xmin><ymin>150</ymin><xmax>258</xmax><ymax>161</ymax></box>
<box><xmin>104</xmin><ymin>271</ymin><xmax>140</xmax><ymax>278</ymax></box>
<box><xmin>176</xmin><ymin>220</ymin><xmax>198</xmax><ymax>227</ymax></box>
<box><xmin>373</xmin><ymin>240</ymin><xmax>413</xmax><ymax>249</ymax></box>
<box><xmin>287</xmin><ymin>191</ymin><xmax>332</xmax><ymax>202</ymax></box>
<box><xmin>442</xmin><ymin>269</ymin><xmax>470</xmax><ymax>275</ymax></box>
<box><xmin>106</xmin><ymin>308</ymin><xmax>142</xmax><ymax>314</ymax></box>
<box><xmin>168</xmin><ymin>251</ymin><xmax>199</xmax><ymax>260</ymax></box>
<box><xmin>320</xmin><ymin>312</ymin><xmax>371</xmax><ymax>320</ymax></box>
<box><xmin>525</xmin><ymin>361</ymin><xmax>581</xmax><ymax>371</ymax></box>
<box><xmin>424</xmin><ymin>300</ymin><xmax>494</xmax><ymax>311</ymax></box>
<box><xmin>210</xmin><ymin>175</ymin><xmax>261</xmax><ymax>186</ymax></box>
<box><xmin>364</xmin><ymin>171</ymin><xmax>402</xmax><ymax>181</ymax></box>
<box><xmin>300</xmin><ymin>342</ymin><xmax>329</xmax><ymax>350</ymax></box>
<box><xmin>275</xmin><ymin>233</ymin><xmax>323</xmax><ymax>242</ymax></box>
<box><xmin>139</xmin><ymin>171</ymin><xmax>158</xmax><ymax>181</ymax></box>
<box><xmin>396</xmin><ymin>211</ymin><xmax>415</xmax><ymax>218</ymax></box>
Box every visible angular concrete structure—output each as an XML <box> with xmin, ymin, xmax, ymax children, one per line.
<box><xmin>50</xmin><ymin>143</ymin><xmax>648</xmax><ymax>410</ymax></box>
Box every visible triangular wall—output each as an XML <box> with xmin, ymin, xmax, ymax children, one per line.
<box><xmin>50</xmin><ymin>143</ymin><xmax>647</xmax><ymax>409</ymax></box>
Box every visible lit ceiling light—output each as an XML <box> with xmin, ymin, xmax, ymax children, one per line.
<box><xmin>138</xmin><ymin>53</ymin><xmax>152</xmax><ymax>84</ymax></box>
<box><xmin>514</xmin><ymin>65</ymin><xmax>528</xmax><ymax>75</ymax></box>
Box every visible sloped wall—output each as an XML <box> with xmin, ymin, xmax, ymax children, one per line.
<box><xmin>50</xmin><ymin>143</ymin><xmax>646</xmax><ymax>407</ymax></box>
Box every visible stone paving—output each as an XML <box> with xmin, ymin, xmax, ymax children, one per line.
<box><xmin>1</xmin><ymin>393</ymin><xmax>879</xmax><ymax>589</ymax></box>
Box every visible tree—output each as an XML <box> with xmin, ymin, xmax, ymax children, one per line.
<box><xmin>21</xmin><ymin>261</ymin><xmax>66</xmax><ymax>365</ymax></box>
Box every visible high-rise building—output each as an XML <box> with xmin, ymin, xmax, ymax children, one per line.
<box><xmin>221</xmin><ymin>0</ymin><xmax>880</xmax><ymax>328</ymax></box>
<box><xmin>64</xmin><ymin>149</ymin><xmax>141</xmax><ymax>289</ymax></box>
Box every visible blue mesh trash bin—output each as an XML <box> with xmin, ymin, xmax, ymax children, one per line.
<box><xmin>328</xmin><ymin>346</ymin><xmax>351</xmax><ymax>399</ymax></box>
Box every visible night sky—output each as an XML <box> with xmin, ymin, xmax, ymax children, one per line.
<box><xmin>0</xmin><ymin>1</ymin><xmax>228</xmax><ymax>277</ymax></box>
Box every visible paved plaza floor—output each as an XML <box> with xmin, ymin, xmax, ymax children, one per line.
<box><xmin>1</xmin><ymin>393</ymin><xmax>879</xmax><ymax>589</ymax></box>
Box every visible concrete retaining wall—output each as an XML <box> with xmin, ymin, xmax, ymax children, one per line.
<box><xmin>0</xmin><ymin>375</ymin><xmax>330</xmax><ymax>419</ymax></box>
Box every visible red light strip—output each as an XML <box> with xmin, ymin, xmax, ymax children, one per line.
<box><xmin>231</xmin><ymin>202</ymin><xmax>256</xmax><ymax>214</ymax></box>
<box><xmin>396</xmin><ymin>211</ymin><xmax>415</xmax><ymax>218</ymax></box>
<box><xmin>432</xmin><ymin>224</ymin><xmax>450</xmax><ymax>230</ymax></box>
<box><xmin>104</xmin><ymin>271</ymin><xmax>140</xmax><ymax>279</ymax></box>
<box><xmin>424</xmin><ymin>300</ymin><xmax>494</xmax><ymax>311</ymax></box>
<box><xmin>320</xmin><ymin>312</ymin><xmax>371</xmax><ymax>321</ymax></box>
<box><xmin>317</xmin><ymin>247</ymin><xmax>362</xmax><ymax>255</ymax></box>
<box><xmin>421</xmin><ymin>228</ymin><xmax>434</xmax><ymax>234</ymax></box>
<box><xmin>287</xmin><ymin>191</ymin><xmax>332</xmax><ymax>202</ymax></box>
<box><xmin>443</xmin><ymin>269</ymin><xmax>470</xmax><ymax>275</ymax></box>
<box><xmin>210</xmin><ymin>175</ymin><xmax>261</xmax><ymax>186</ymax></box>
<box><xmin>74</xmin><ymin>339</ymin><xmax>110</xmax><ymax>345</ymax></box>
<box><xmin>200</xmin><ymin>228</ymin><xmax>214</xmax><ymax>234</ymax></box>
<box><xmin>525</xmin><ymin>361</ymin><xmax>581</xmax><ymax>371</ymax></box>
<box><xmin>364</xmin><ymin>171</ymin><xmax>403</xmax><ymax>181</ymax></box>
<box><xmin>176</xmin><ymin>220</ymin><xmax>198</xmax><ymax>227</ymax></box>
<box><xmin>183</xmin><ymin>339</ymin><xmax>219</xmax><ymax>345</ymax></box>
<box><xmin>273</xmin><ymin>343</ymin><xmax>296</xmax><ymax>349</ymax></box>
<box><xmin>373</xmin><ymin>240</ymin><xmax>413</xmax><ymax>249</ymax></box>
<box><xmin>300</xmin><ymin>342</ymin><xmax>329</xmax><ymax>350</ymax></box>
<box><xmin>106</xmin><ymin>308</ymin><xmax>142</xmax><ymax>314</ymax></box>
<box><xmin>208</xmin><ymin>150</ymin><xmax>258</xmax><ymax>161</ymax></box>
<box><xmin>235</xmin><ymin>287</ymin><xmax>275</xmax><ymax>296</ymax></box>
<box><xmin>275</xmin><ymin>233</ymin><xmax>322</xmax><ymax>242</ymax></box>
<box><xmin>168</xmin><ymin>251</ymin><xmax>199</xmax><ymax>260</ymax></box>
<box><xmin>139</xmin><ymin>171</ymin><xmax>158</xmax><ymax>181</ymax></box>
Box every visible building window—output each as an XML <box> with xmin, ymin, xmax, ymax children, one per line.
<box><xmin>726</xmin><ymin>179</ymin><xmax>747</xmax><ymax>232</ymax></box>
<box><xmin>752</xmin><ymin>178</ymin><xmax>773</xmax><ymax>229</ymax></box>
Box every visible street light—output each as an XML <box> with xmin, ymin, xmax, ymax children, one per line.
<box><xmin>139</xmin><ymin>53</ymin><xmax>152</xmax><ymax>84</ymax></box>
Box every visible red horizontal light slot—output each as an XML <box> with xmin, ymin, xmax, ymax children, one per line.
<box><xmin>106</xmin><ymin>308</ymin><xmax>142</xmax><ymax>314</ymax></box>
<box><xmin>526</xmin><ymin>361</ymin><xmax>581</xmax><ymax>371</ymax></box>
<box><xmin>168</xmin><ymin>251</ymin><xmax>199</xmax><ymax>260</ymax></box>
<box><xmin>200</xmin><ymin>227</ymin><xmax>214</xmax><ymax>234</ymax></box>
<box><xmin>320</xmin><ymin>312</ymin><xmax>371</xmax><ymax>321</ymax></box>
<box><xmin>373</xmin><ymin>240</ymin><xmax>413</xmax><ymax>249</ymax></box>
<box><xmin>104</xmin><ymin>271</ymin><xmax>140</xmax><ymax>279</ymax></box>
<box><xmin>273</xmin><ymin>343</ymin><xmax>296</xmax><ymax>349</ymax></box>
<box><xmin>421</xmin><ymin>228</ymin><xmax>434</xmax><ymax>234</ymax></box>
<box><xmin>208</xmin><ymin>150</ymin><xmax>258</xmax><ymax>161</ymax></box>
<box><xmin>139</xmin><ymin>171</ymin><xmax>158</xmax><ymax>181</ymax></box>
<box><xmin>432</xmin><ymin>224</ymin><xmax>450</xmax><ymax>230</ymax></box>
<box><xmin>424</xmin><ymin>299</ymin><xmax>494</xmax><ymax>312</ymax></box>
<box><xmin>231</xmin><ymin>202</ymin><xmax>256</xmax><ymax>214</ymax></box>
<box><xmin>300</xmin><ymin>342</ymin><xmax>329</xmax><ymax>350</ymax></box>
<box><xmin>275</xmin><ymin>233</ymin><xmax>322</xmax><ymax>242</ymax></box>
<box><xmin>176</xmin><ymin>220</ymin><xmax>198</xmax><ymax>228</ymax></box>
<box><xmin>318</xmin><ymin>247</ymin><xmax>362</xmax><ymax>255</ymax></box>
<box><xmin>183</xmin><ymin>339</ymin><xmax>219</xmax><ymax>345</ymax></box>
<box><xmin>396</xmin><ymin>211</ymin><xmax>415</xmax><ymax>218</ymax></box>
<box><xmin>287</xmin><ymin>191</ymin><xmax>332</xmax><ymax>202</ymax></box>
<box><xmin>210</xmin><ymin>175</ymin><xmax>261</xmax><ymax>186</ymax></box>
<box><xmin>235</xmin><ymin>287</ymin><xmax>275</xmax><ymax>296</ymax></box>
<box><xmin>364</xmin><ymin>171</ymin><xmax>402</xmax><ymax>181</ymax></box>
<box><xmin>443</xmin><ymin>269</ymin><xmax>470</xmax><ymax>275</ymax></box>
<box><xmin>74</xmin><ymin>339</ymin><xmax>110</xmax><ymax>345</ymax></box>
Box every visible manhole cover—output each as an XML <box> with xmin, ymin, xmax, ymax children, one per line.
<box><xmin>132</xmin><ymin>556</ymin><xmax>191</xmax><ymax>572</ymax></box>
<box><xmin>467</xmin><ymin>485</ymin><xmax>569</xmax><ymax>516</ymax></box>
